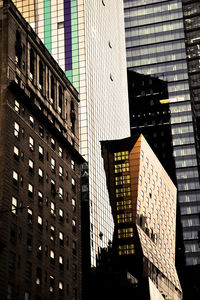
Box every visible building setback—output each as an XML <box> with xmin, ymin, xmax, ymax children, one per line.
<box><xmin>101</xmin><ymin>135</ymin><xmax>182</xmax><ymax>300</ymax></box>
<box><xmin>12</xmin><ymin>0</ymin><xmax>130</xmax><ymax>269</ymax></box>
<box><xmin>0</xmin><ymin>1</ymin><xmax>84</xmax><ymax>299</ymax></box>
<box><xmin>124</xmin><ymin>0</ymin><xmax>200</xmax><ymax>266</ymax></box>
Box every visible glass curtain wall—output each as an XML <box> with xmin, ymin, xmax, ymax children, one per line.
<box><xmin>124</xmin><ymin>0</ymin><xmax>200</xmax><ymax>265</ymax></box>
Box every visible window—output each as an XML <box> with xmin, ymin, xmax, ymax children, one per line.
<box><xmin>51</xmin><ymin>179</ymin><xmax>56</xmax><ymax>194</ymax></box>
<box><xmin>27</xmin><ymin>208</ymin><xmax>33</xmax><ymax>224</ymax></box>
<box><xmin>59</xmin><ymin>165</ymin><xmax>63</xmax><ymax>179</ymax></box>
<box><xmin>114</xmin><ymin>151</ymin><xmax>129</xmax><ymax>161</ymax></box>
<box><xmin>29</xmin><ymin>136</ymin><xmax>34</xmax><ymax>151</ymax></box>
<box><xmin>51</xmin><ymin>138</ymin><xmax>55</xmax><ymax>150</ymax></box>
<box><xmin>38</xmin><ymin>191</ymin><xmax>43</xmax><ymax>206</ymax></box>
<box><xmin>72</xmin><ymin>263</ymin><xmax>78</xmax><ymax>281</ymax></box>
<box><xmin>38</xmin><ymin>215</ymin><xmax>43</xmax><ymax>231</ymax></box>
<box><xmin>38</xmin><ymin>168</ymin><xmax>43</xmax><ymax>182</ymax></box>
<box><xmin>72</xmin><ymin>241</ymin><xmax>77</xmax><ymax>256</ymax></box>
<box><xmin>50</xmin><ymin>202</ymin><xmax>56</xmax><ymax>216</ymax></box>
<box><xmin>25</xmin><ymin>292</ymin><xmax>30</xmax><ymax>300</ymax></box>
<box><xmin>10</xmin><ymin>223</ymin><xmax>17</xmax><ymax>244</ymax></box>
<box><xmin>14</xmin><ymin>99</ymin><xmax>20</xmax><ymax>112</ymax></box>
<box><xmin>50</xmin><ymin>249</ymin><xmax>55</xmax><ymax>264</ymax></box>
<box><xmin>30</xmin><ymin>48</ymin><xmax>35</xmax><ymax>80</ymax></box>
<box><xmin>14</xmin><ymin>121</ymin><xmax>19</xmax><ymax>137</ymax></box>
<box><xmin>39</xmin><ymin>125</ymin><xmax>44</xmax><ymax>138</ymax></box>
<box><xmin>29</xmin><ymin>115</ymin><xmax>34</xmax><ymax>128</ymax></box>
<box><xmin>59</xmin><ymin>208</ymin><xmax>64</xmax><ymax>222</ymax></box>
<box><xmin>27</xmin><ymin>234</ymin><xmax>32</xmax><ymax>251</ymax></box>
<box><xmin>59</xmin><ymin>281</ymin><xmax>64</xmax><ymax>296</ymax></box>
<box><xmin>139</xmin><ymin>175</ymin><xmax>142</xmax><ymax>185</ymax></box>
<box><xmin>50</xmin><ymin>76</ymin><xmax>55</xmax><ymax>104</ymax></box>
<box><xmin>39</xmin><ymin>60</ymin><xmax>43</xmax><ymax>89</ymax></box>
<box><xmin>58</xmin><ymin>85</ymin><xmax>63</xmax><ymax>113</ymax></box>
<box><xmin>72</xmin><ymin>219</ymin><xmax>76</xmax><ymax>233</ymax></box>
<box><xmin>39</xmin><ymin>145</ymin><xmax>44</xmax><ymax>161</ymax></box>
<box><xmin>58</xmin><ymin>186</ymin><xmax>63</xmax><ymax>200</ymax></box>
<box><xmin>8</xmin><ymin>251</ymin><xmax>16</xmax><ymax>272</ymax></box>
<box><xmin>29</xmin><ymin>159</ymin><xmax>34</xmax><ymax>174</ymax></box>
<box><xmin>36</xmin><ymin>267</ymin><xmax>42</xmax><ymax>285</ymax></box>
<box><xmin>28</xmin><ymin>183</ymin><xmax>33</xmax><ymax>198</ymax></box>
<box><xmin>49</xmin><ymin>275</ymin><xmax>55</xmax><ymax>293</ymax></box>
<box><xmin>72</xmin><ymin>288</ymin><xmax>77</xmax><ymax>300</ymax></box>
<box><xmin>7</xmin><ymin>284</ymin><xmax>13</xmax><ymax>300</ymax></box>
<box><xmin>50</xmin><ymin>225</ymin><xmax>55</xmax><ymax>241</ymax></box>
<box><xmin>25</xmin><ymin>261</ymin><xmax>32</xmax><ymax>280</ymax></box>
<box><xmin>58</xmin><ymin>146</ymin><xmax>63</xmax><ymax>157</ymax></box>
<box><xmin>11</xmin><ymin>196</ymin><xmax>18</xmax><ymax>215</ymax></box>
<box><xmin>13</xmin><ymin>170</ymin><xmax>18</xmax><ymax>186</ymax></box>
<box><xmin>59</xmin><ymin>255</ymin><xmax>64</xmax><ymax>269</ymax></box>
<box><xmin>71</xmin><ymin>159</ymin><xmax>75</xmax><ymax>170</ymax></box>
<box><xmin>72</xmin><ymin>198</ymin><xmax>76</xmax><ymax>212</ymax></box>
<box><xmin>72</xmin><ymin>178</ymin><xmax>76</xmax><ymax>192</ymax></box>
<box><xmin>14</xmin><ymin>145</ymin><xmax>19</xmax><ymax>161</ymax></box>
<box><xmin>51</xmin><ymin>157</ymin><xmax>56</xmax><ymax>173</ymax></box>
<box><xmin>59</xmin><ymin>231</ymin><xmax>64</xmax><ymax>246</ymax></box>
<box><xmin>37</xmin><ymin>240</ymin><xmax>42</xmax><ymax>258</ymax></box>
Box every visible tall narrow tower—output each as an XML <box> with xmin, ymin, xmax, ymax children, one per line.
<box><xmin>13</xmin><ymin>0</ymin><xmax>130</xmax><ymax>266</ymax></box>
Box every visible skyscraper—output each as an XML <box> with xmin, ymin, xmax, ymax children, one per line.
<box><xmin>101</xmin><ymin>134</ymin><xmax>182</xmax><ymax>299</ymax></box>
<box><xmin>124</xmin><ymin>0</ymin><xmax>200</xmax><ymax>266</ymax></box>
<box><xmin>12</xmin><ymin>0</ymin><xmax>130</xmax><ymax>266</ymax></box>
<box><xmin>0</xmin><ymin>1</ymin><xmax>84</xmax><ymax>299</ymax></box>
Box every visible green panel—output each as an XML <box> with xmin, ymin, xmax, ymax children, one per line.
<box><xmin>44</xmin><ymin>0</ymin><xmax>51</xmax><ymax>53</ymax></box>
<box><xmin>66</xmin><ymin>70</ymin><xmax>73</xmax><ymax>83</ymax></box>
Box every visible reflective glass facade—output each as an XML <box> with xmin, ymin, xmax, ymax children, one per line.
<box><xmin>13</xmin><ymin>0</ymin><xmax>130</xmax><ymax>266</ymax></box>
<box><xmin>124</xmin><ymin>0</ymin><xmax>200</xmax><ymax>265</ymax></box>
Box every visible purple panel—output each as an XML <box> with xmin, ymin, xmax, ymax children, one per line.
<box><xmin>64</xmin><ymin>0</ymin><xmax>72</xmax><ymax>70</ymax></box>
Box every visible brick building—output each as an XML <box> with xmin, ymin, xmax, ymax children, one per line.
<box><xmin>0</xmin><ymin>1</ymin><xmax>84</xmax><ymax>299</ymax></box>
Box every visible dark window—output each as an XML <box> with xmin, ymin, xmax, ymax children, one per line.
<box><xmin>25</xmin><ymin>261</ymin><xmax>32</xmax><ymax>280</ymax></box>
<box><xmin>51</xmin><ymin>179</ymin><xmax>56</xmax><ymax>195</ymax></box>
<box><xmin>39</xmin><ymin>61</ymin><xmax>43</xmax><ymax>90</ymax></box>
<box><xmin>39</xmin><ymin>145</ymin><xmax>44</xmax><ymax>161</ymax></box>
<box><xmin>27</xmin><ymin>208</ymin><xmax>33</xmax><ymax>224</ymax></box>
<box><xmin>10</xmin><ymin>223</ymin><xmax>17</xmax><ymax>244</ymax></box>
<box><xmin>39</xmin><ymin>126</ymin><xmax>44</xmax><ymax>138</ymax></box>
<box><xmin>72</xmin><ymin>219</ymin><xmax>76</xmax><ymax>233</ymax></box>
<box><xmin>72</xmin><ymin>241</ymin><xmax>77</xmax><ymax>256</ymax></box>
<box><xmin>38</xmin><ymin>191</ymin><xmax>43</xmax><ymax>207</ymax></box>
<box><xmin>29</xmin><ymin>115</ymin><xmax>34</xmax><ymax>128</ymax></box>
<box><xmin>7</xmin><ymin>284</ymin><xmax>13</xmax><ymax>300</ymax></box>
<box><xmin>51</xmin><ymin>138</ymin><xmax>55</xmax><ymax>150</ymax></box>
<box><xmin>15</xmin><ymin>30</ymin><xmax>22</xmax><ymax>66</ymax></box>
<box><xmin>27</xmin><ymin>234</ymin><xmax>33</xmax><ymax>252</ymax></box>
<box><xmin>36</xmin><ymin>267</ymin><xmax>42</xmax><ymax>286</ymax></box>
<box><xmin>49</xmin><ymin>276</ymin><xmax>55</xmax><ymax>293</ymax></box>
<box><xmin>37</xmin><ymin>240</ymin><xmax>42</xmax><ymax>259</ymax></box>
<box><xmin>50</xmin><ymin>225</ymin><xmax>55</xmax><ymax>241</ymax></box>
<box><xmin>8</xmin><ymin>252</ymin><xmax>16</xmax><ymax>272</ymax></box>
<box><xmin>58</xmin><ymin>85</ymin><xmax>62</xmax><ymax>114</ymax></box>
<box><xmin>38</xmin><ymin>168</ymin><xmax>44</xmax><ymax>182</ymax></box>
<box><xmin>72</xmin><ymin>288</ymin><xmax>77</xmax><ymax>300</ymax></box>
<box><xmin>28</xmin><ymin>183</ymin><xmax>34</xmax><ymax>198</ymax></box>
<box><xmin>50</xmin><ymin>249</ymin><xmax>55</xmax><ymax>264</ymax></box>
<box><xmin>72</xmin><ymin>264</ymin><xmax>77</xmax><ymax>280</ymax></box>
<box><xmin>14</xmin><ymin>121</ymin><xmax>20</xmax><ymax>138</ymax></box>
<box><xmin>70</xmin><ymin>101</ymin><xmax>76</xmax><ymax>133</ymax></box>
<box><xmin>30</xmin><ymin>48</ymin><xmax>34</xmax><ymax>80</ymax></box>
<box><xmin>29</xmin><ymin>159</ymin><xmax>34</xmax><ymax>175</ymax></box>
<box><xmin>72</xmin><ymin>178</ymin><xmax>76</xmax><ymax>192</ymax></box>
<box><xmin>50</xmin><ymin>76</ymin><xmax>55</xmax><ymax>104</ymax></box>
<box><xmin>29</xmin><ymin>136</ymin><xmax>34</xmax><ymax>151</ymax></box>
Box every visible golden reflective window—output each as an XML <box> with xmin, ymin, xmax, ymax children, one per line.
<box><xmin>116</xmin><ymin>187</ymin><xmax>131</xmax><ymax>198</ymax></box>
<box><xmin>114</xmin><ymin>162</ymin><xmax>130</xmax><ymax>173</ymax></box>
<box><xmin>118</xmin><ymin>228</ymin><xmax>134</xmax><ymax>239</ymax></box>
<box><xmin>114</xmin><ymin>151</ymin><xmax>129</xmax><ymax>161</ymax></box>
<box><xmin>115</xmin><ymin>174</ymin><xmax>130</xmax><ymax>185</ymax></box>
<box><xmin>119</xmin><ymin>244</ymin><xmax>135</xmax><ymax>255</ymax></box>
<box><xmin>117</xmin><ymin>199</ymin><xmax>132</xmax><ymax>210</ymax></box>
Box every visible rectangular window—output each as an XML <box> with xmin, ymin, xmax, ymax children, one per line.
<box><xmin>13</xmin><ymin>170</ymin><xmax>18</xmax><ymax>186</ymax></box>
<box><xmin>29</xmin><ymin>115</ymin><xmax>34</xmax><ymax>128</ymax></box>
<box><xmin>59</xmin><ymin>231</ymin><xmax>64</xmax><ymax>246</ymax></box>
<box><xmin>50</xmin><ymin>249</ymin><xmax>55</xmax><ymax>264</ymax></box>
<box><xmin>59</xmin><ymin>208</ymin><xmax>64</xmax><ymax>222</ymax></box>
<box><xmin>59</xmin><ymin>165</ymin><xmax>63</xmax><ymax>179</ymax></box>
<box><xmin>58</xmin><ymin>146</ymin><xmax>63</xmax><ymax>157</ymax></box>
<box><xmin>29</xmin><ymin>136</ymin><xmax>34</xmax><ymax>151</ymax></box>
<box><xmin>27</xmin><ymin>208</ymin><xmax>33</xmax><ymax>224</ymax></box>
<box><xmin>59</xmin><ymin>280</ymin><xmax>64</xmax><ymax>296</ymax></box>
<box><xmin>39</xmin><ymin>145</ymin><xmax>44</xmax><ymax>161</ymax></box>
<box><xmin>72</xmin><ymin>219</ymin><xmax>76</xmax><ymax>233</ymax></box>
<box><xmin>25</xmin><ymin>261</ymin><xmax>32</xmax><ymax>280</ymax></box>
<box><xmin>8</xmin><ymin>252</ymin><xmax>16</xmax><ymax>272</ymax></box>
<box><xmin>51</xmin><ymin>157</ymin><xmax>56</xmax><ymax>173</ymax></box>
<box><xmin>38</xmin><ymin>168</ymin><xmax>43</xmax><ymax>182</ymax></box>
<box><xmin>36</xmin><ymin>267</ymin><xmax>42</xmax><ymax>285</ymax></box>
<box><xmin>28</xmin><ymin>183</ymin><xmax>33</xmax><ymax>198</ymax></box>
<box><xmin>51</xmin><ymin>179</ymin><xmax>56</xmax><ymax>194</ymax></box>
<box><xmin>71</xmin><ymin>159</ymin><xmax>75</xmax><ymax>170</ymax></box>
<box><xmin>50</xmin><ymin>202</ymin><xmax>56</xmax><ymax>216</ymax></box>
<box><xmin>51</xmin><ymin>138</ymin><xmax>55</xmax><ymax>150</ymax></box>
<box><xmin>50</xmin><ymin>225</ymin><xmax>55</xmax><ymax>241</ymax></box>
<box><xmin>59</xmin><ymin>255</ymin><xmax>64</xmax><ymax>269</ymax></box>
<box><xmin>38</xmin><ymin>191</ymin><xmax>43</xmax><ymax>206</ymax></box>
<box><xmin>14</xmin><ymin>99</ymin><xmax>20</xmax><ymax>113</ymax></box>
<box><xmin>39</xmin><ymin>125</ymin><xmax>44</xmax><ymax>138</ymax></box>
<box><xmin>49</xmin><ymin>275</ymin><xmax>54</xmax><ymax>293</ymax></box>
<box><xmin>14</xmin><ymin>121</ymin><xmax>20</xmax><ymax>137</ymax></box>
<box><xmin>29</xmin><ymin>159</ymin><xmax>34</xmax><ymax>174</ymax></box>
<box><xmin>11</xmin><ymin>196</ymin><xmax>18</xmax><ymax>215</ymax></box>
<box><xmin>38</xmin><ymin>216</ymin><xmax>43</xmax><ymax>231</ymax></box>
<box><xmin>72</xmin><ymin>178</ymin><xmax>76</xmax><ymax>192</ymax></box>
<box><xmin>72</xmin><ymin>241</ymin><xmax>77</xmax><ymax>256</ymax></box>
<box><xmin>72</xmin><ymin>198</ymin><xmax>76</xmax><ymax>212</ymax></box>
<box><xmin>13</xmin><ymin>145</ymin><xmax>19</xmax><ymax>161</ymax></box>
<box><xmin>27</xmin><ymin>234</ymin><xmax>32</xmax><ymax>251</ymax></box>
<box><xmin>58</xmin><ymin>186</ymin><xmax>63</xmax><ymax>200</ymax></box>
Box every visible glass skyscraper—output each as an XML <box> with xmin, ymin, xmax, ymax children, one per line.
<box><xmin>13</xmin><ymin>0</ymin><xmax>130</xmax><ymax>266</ymax></box>
<box><xmin>124</xmin><ymin>0</ymin><xmax>200</xmax><ymax>265</ymax></box>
